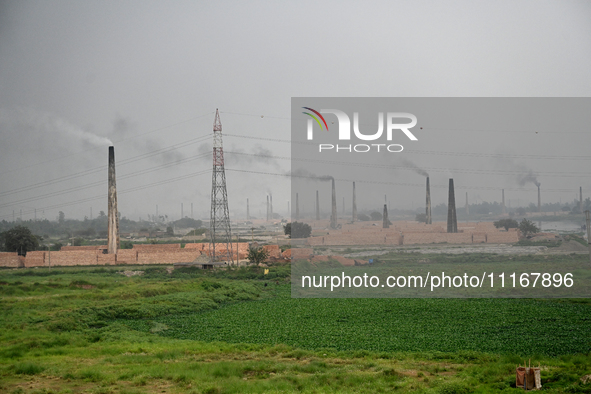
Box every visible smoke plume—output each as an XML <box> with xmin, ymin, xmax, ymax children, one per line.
<box><xmin>1</xmin><ymin>107</ymin><xmax>112</xmax><ymax>146</ymax></box>
<box><xmin>401</xmin><ymin>158</ymin><xmax>428</xmax><ymax>177</ymax></box>
<box><xmin>290</xmin><ymin>169</ymin><xmax>333</xmax><ymax>181</ymax></box>
<box><xmin>516</xmin><ymin>169</ymin><xmax>540</xmax><ymax>187</ymax></box>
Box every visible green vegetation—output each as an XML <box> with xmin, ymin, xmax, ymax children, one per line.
<box><xmin>493</xmin><ymin>218</ymin><xmax>519</xmax><ymax>231</ymax></box>
<box><xmin>247</xmin><ymin>245</ymin><xmax>269</xmax><ymax>265</ymax></box>
<box><xmin>186</xmin><ymin>228</ymin><xmax>208</xmax><ymax>236</ymax></box>
<box><xmin>1</xmin><ymin>259</ymin><xmax>590</xmax><ymax>393</ymax></box>
<box><xmin>0</xmin><ymin>225</ymin><xmax>40</xmax><ymax>255</ymax></box>
<box><xmin>132</xmin><ymin>285</ymin><xmax>591</xmax><ymax>355</ymax></box>
<box><xmin>284</xmin><ymin>221</ymin><xmax>312</xmax><ymax>238</ymax></box>
<box><xmin>519</xmin><ymin>218</ymin><xmax>540</xmax><ymax>238</ymax></box>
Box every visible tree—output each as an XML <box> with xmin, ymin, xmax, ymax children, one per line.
<box><xmin>166</xmin><ymin>226</ymin><xmax>174</xmax><ymax>236</ymax></box>
<box><xmin>284</xmin><ymin>222</ymin><xmax>312</xmax><ymax>238</ymax></box>
<box><xmin>370</xmin><ymin>211</ymin><xmax>382</xmax><ymax>221</ymax></box>
<box><xmin>415</xmin><ymin>213</ymin><xmax>427</xmax><ymax>223</ymax></box>
<box><xmin>248</xmin><ymin>245</ymin><xmax>269</xmax><ymax>265</ymax></box>
<box><xmin>493</xmin><ymin>218</ymin><xmax>519</xmax><ymax>231</ymax></box>
<box><xmin>1</xmin><ymin>225</ymin><xmax>39</xmax><ymax>255</ymax></box>
<box><xmin>519</xmin><ymin>219</ymin><xmax>539</xmax><ymax>238</ymax></box>
<box><xmin>357</xmin><ymin>213</ymin><xmax>371</xmax><ymax>221</ymax></box>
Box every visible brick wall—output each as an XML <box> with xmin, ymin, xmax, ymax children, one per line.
<box><xmin>24</xmin><ymin>251</ymin><xmax>46</xmax><ymax>267</ymax></box>
<box><xmin>44</xmin><ymin>250</ymin><xmax>100</xmax><ymax>266</ymax></box>
<box><xmin>137</xmin><ymin>249</ymin><xmax>203</xmax><ymax>265</ymax></box>
<box><xmin>0</xmin><ymin>252</ymin><xmax>23</xmax><ymax>268</ymax></box>
<box><xmin>116</xmin><ymin>249</ymin><xmax>138</xmax><ymax>264</ymax></box>
<box><xmin>13</xmin><ymin>242</ymin><xmax>308</xmax><ymax>268</ymax></box>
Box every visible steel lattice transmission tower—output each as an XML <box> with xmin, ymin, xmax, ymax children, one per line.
<box><xmin>209</xmin><ymin>109</ymin><xmax>233</xmax><ymax>263</ymax></box>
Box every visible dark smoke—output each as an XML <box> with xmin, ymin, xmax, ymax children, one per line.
<box><xmin>517</xmin><ymin>169</ymin><xmax>540</xmax><ymax>187</ymax></box>
<box><xmin>289</xmin><ymin>169</ymin><xmax>333</xmax><ymax>181</ymax></box>
<box><xmin>401</xmin><ymin>158</ymin><xmax>428</xmax><ymax>177</ymax></box>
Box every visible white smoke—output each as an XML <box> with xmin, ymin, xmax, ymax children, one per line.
<box><xmin>0</xmin><ymin>107</ymin><xmax>112</xmax><ymax>146</ymax></box>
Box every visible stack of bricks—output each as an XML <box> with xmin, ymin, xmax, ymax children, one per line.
<box><xmin>305</xmin><ymin>220</ymin><xmax>520</xmax><ymax>246</ymax></box>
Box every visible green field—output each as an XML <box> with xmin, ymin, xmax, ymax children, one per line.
<box><xmin>1</xmin><ymin>258</ymin><xmax>591</xmax><ymax>393</ymax></box>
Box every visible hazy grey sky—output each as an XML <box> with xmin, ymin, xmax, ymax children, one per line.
<box><xmin>1</xmin><ymin>0</ymin><xmax>590</xmax><ymax>222</ymax></box>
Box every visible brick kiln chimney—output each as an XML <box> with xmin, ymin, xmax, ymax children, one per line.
<box><xmin>537</xmin><ymin>185</ymin><xmax>541</xmax><ymax>212</ymax></box>
<box><xmin>270</xmin><ymin>194</ymin><xmax>273</xmax><ymax>220</ymax></box>
<box><xmin>330</xmin><ymin>178</ymin><xmax>337</xmax><ymax>229</ymax></box>
<box><xmin>425</xmin><ymin>177</ymin><xmax>432</xmax><ymax>224</ymax></box>
<box><xmin>107</xmin><ymin>146</ymin><xmax>119</xmax><ymax>254</ymax></box>
<box><xmin>383</xmin><ymin>204</ymin><xmax>389</xmax><ymax>228</ymax></box>
<box><xmin>352</xmin><ymin>182</ymin><xmax>357</xmax><ymax>222</ymax></box>
<box><xmin>246</xmin><ymin>198</ymin><xmax>249</xmax><ymax>220</ymax></box>
<box><xmin>502</xmin><ymin>189</ymin><xmax>506</xmax><ymax>214</ymax></box>
<box><xmin>447</xmin><ymin>178</ymin><xmax>457</xmax><ymax>233</ymax></box>
<box><xmin>316</xmin><ymin>190</ymin><xmax>320</xmax><ymax>220</ymax></box>
<box><xmin>296</xmin><ymin>193</ymin><xmax>299</xmax><ymax>220</ymax></box>
<box><xmin>580</xmin><ymin>186</ymin><xmax>583</xmax><ymax>213</ymax></box>
<box><xmin>266</xmin><ymin>195</ymin><xmax>269</xmax><ymax>221</ymax></box>
<box><xmin>465</xmin><ymin>192</ymin><xmax>469</xmax><ymax>215</ymax></box>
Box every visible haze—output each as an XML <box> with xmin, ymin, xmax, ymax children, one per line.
<box><xmin>1</xmin><ymin>0</ymin><xmax>590</xmax><ymax>222</ymax></box>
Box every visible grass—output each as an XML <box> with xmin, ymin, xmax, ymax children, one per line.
<box><xmin>131</xmin><ymin>286</ymin><xmax>591</xmax><ymax>356</ymax></box>
<box><xmin>1</xmin><ymin>261</ymin><xmax>590</xmax><ymax>393</ymax></box>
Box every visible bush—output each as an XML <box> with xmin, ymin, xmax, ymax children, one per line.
<box><xmin>370</xmin><ymin>211</ymin><xmax>382</xmax><ymax>221</ymax></box>
<box><xmin>519</xmin><ymin>218</ymin><xmax>540</xmax><ymax>238</ymax></box>
<box><xmin>248</xmin><ymin>246</ymin><xmax>269</xmax><ymax>265</ymax></box>
<box><xmin>284</xmin><ymin>222</ymin><xmax>312</xmax><ymax>238</ymax></box>
<box><xmin>494</xmin><ymin>218</ymin><xmax>518</xmax><ymax>231</ymax></box>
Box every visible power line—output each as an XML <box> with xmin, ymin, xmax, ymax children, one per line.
<box><xmin>224</xmin><ymin>133</ymin><xmax>591</xmax><ymax>161</ymax></box>
<box><xmin>224</xmin><ymin>168</ymin><xmax>584</xmax><ymax>193</ymax></box>
<box><xmin>221</xmin><ymin>110</ymin><xmax>590</xmax><ymax>134</ymax></box>
<box><xmin>0</xmin><ymin>111</ymin><xmax>214</xmax><ymax>176</ymax></box>
<box><xmin>224</xmin><ymin>151</ymin><xmax>591</xmax><ymax>178</ymax></box>
<box><xmin>0</xmin><ymin>169</ymin><xmax>210</xmax><ymax>220</ymax></box>
<box><xmin>0</xmin><ymin>134</ymin><xmax>211</xmax><ymax>198</ymax></box>
<box><xmin>0</xmin><ymin>152</ymin><xmax>211</xmax><ymax>209</ymax></box>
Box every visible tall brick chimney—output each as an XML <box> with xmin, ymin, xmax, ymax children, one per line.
<box><xmin>266</xmin><ymin>195</ymin><xmax>269</xmax><ymax>221</ymax></box>
<box><xmin>316</xmin><ymin>190</ymin><xmax>320</xmax><ymax>220</ymax></box>
<box><xmin>107</xmin><ymin>146</ymin><xmax>119</xmax><ymax>254</ymax></box>
<box><xmin>270</xmin><ymin>194</ymin><xmax>273</xmax><ymax>220</ymax></box>
<box><xmin>295</xmin><ymin>193</ymin><xmax>299</xmax><ymax>220</ymax></box>
<box><xmin>465</xmin><ymin>192</ymin><xmax>469</xmax><ymax>215</ymax></box>
<box><xmin>246</xmin><ymin>198</ymin><xmax>249</xmax><ymax>220</ymax></box>
<box><xmin>447</xmin><ymin>178</ymin><xmax>457</xmax><ymax>233</ymax></box>
<box><xmin>425</xmin><ymin>177</ymin><xmax>432</xmax><ymax>224</ymax></box>
<box><xmin>537</xmin><ymin>185</ymin><xmax>541</xmax><ymax>212</ymax></box>
<box><xmin>580</xmin><ymin>186</ymin><xmax>583</xmax><ymax>213</ymax></box>
<box><xmin>502</xmin><ymin>189</ymin><xmax>506</xmax><ymax>214</ymax></box>
<box><xmin>330</xmin><ymin>178</ymin><xmax>337</xmax><ymax>229</ymax></box>
<box><xmin>352</xmin><ymin>182</ymin><xmax>357</xmax><ymax>222</ymax></box>
<box><xmin>383</xmin><ymin>204</ymin><xmax>389</xmax><ymax>228</ymax></box>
